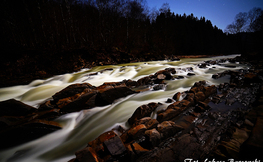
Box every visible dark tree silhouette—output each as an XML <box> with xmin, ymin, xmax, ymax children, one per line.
<box><xmin>0</xmin><ymin>0</ymin><xmax>243</xmax><ymax>62</ymax></box>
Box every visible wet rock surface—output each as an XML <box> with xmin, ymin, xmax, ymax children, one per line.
<box><xmin>67</xmin><ymin>57</ymin><xmax>263</xmax><ymax>162</ymax></box>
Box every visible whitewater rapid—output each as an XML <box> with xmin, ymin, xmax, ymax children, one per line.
<box><xmin>0</xmin><ymin>55</ymin><xmax>248</xmax><ymax>162</ymax></box>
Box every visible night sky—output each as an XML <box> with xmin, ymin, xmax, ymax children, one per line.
<box><xmin>146</xmin><ymin>0</ymin><xmax>263</xmax><ymax>31</ymax></box>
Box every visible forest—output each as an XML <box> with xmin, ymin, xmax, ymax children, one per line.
<box><xmin>1</xmin><ymin>0</ymin><xmax>248</xmax><ymax>57</ymax></box>
<box><xmin>0</xmin><ymin>0</ymin><xmax>262</xmax><ymax>87</ymax></box>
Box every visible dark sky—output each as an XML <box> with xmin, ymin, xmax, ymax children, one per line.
<box><xmin>147</xmin><ymin>0</ymin><xmax>263</xmax><ymax>31</ymax></box>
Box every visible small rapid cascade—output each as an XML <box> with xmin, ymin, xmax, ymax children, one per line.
<box><xmin>0</xmin><ymin>54</ymin><xmax>248</xmax><ymax>162</ymax></box>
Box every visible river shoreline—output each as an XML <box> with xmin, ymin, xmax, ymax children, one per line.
<box><xmin>0</xmin><ymin>52</ymin><xmax>227</xmax><ymax>88</ymax></box>
<box><xmin>0</xmin><ymin>54</ymin><xmax>262</xmax><ymax>161</ymax></box>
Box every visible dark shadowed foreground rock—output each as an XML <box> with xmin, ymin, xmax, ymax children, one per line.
<box><xmin>0</xmin><ymin>99</ymin><xmax>36</xmax><ymax>117</ymax></box>
<box><xmin>0</xmin><ymin>119</ymin><xmax>61</xmax><ymax>150</ymax></box>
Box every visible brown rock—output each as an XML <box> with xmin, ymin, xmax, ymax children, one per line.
<box><xmin>155</xmin><ymin>69</ymin><xmax>173</xmax><ymax>80</ymax></box>
<box><xmin>241</xmin><ymin>117</ymin><xmax>263</xmax><ymax>159</ymax></box>
<box><xmin>156</xmin><ymin>74</ymin><xmax>166</xmax><ymax>80</ymax></box>
<box><xmin>0</xmin><ymin>119</ymin><xmax>61</xmax><ymax>150</ymax></box>
<box><xmin>95</xmin><ymin>85</ymin><xmax>136</xmax><ymax>106</ymax></box>
<box><xmin>52</xmin><ymin>83</ymin><xmax>94</xmax><ymax>102</ymax></box>
<box><xmin>88</xmin><ymin>131</ymin><xmax>117</xmax><ymax>149</ymax></box>
<box><xmin>127</xmin><ymin>142</ymin><xmax>148</xmax><ymax>156</ymax></box>
<box><xmin>157</xmin><ymin>108</ymin><xmax>180</xmax><ymax>122</ymax></box>
<box><xmin>39</xmin><ymin>100</ymin><xmax>55</xmax><ymax>110</ymax></box>
<box><xmin>145</xmin><ymin>128</ymin><xmax>161</xmax><ymax>147</ymax></box>
<box><xmin>194</xmin><ymin>91</ymin><xmax>206</xmax><ymax>102</ymax></box>
<box><xmin>153</xmin><ymin>84</ymin><xmax>166</xmax><ymax>91</ymax></box>
<box><xmin>165</xmin><ymin>68</ymin><xmax>176</xmax><ymax>74</ymax></box>
<box><xmin>204</xmin><ymin>85</ymin><xmax>217</xmax><ymax>97</ymax></box>
<box><xmin>60</xmin><ymin>91</ymin><xmax>98</xmax><ymax>113</ymax></box>
<box><xmin>0</xmin><ymin>99</ymin><xmax>36</xmax><ymax>117</ymax></box>
<box><xmin>75</xmin><ymin>147</ymin><xmax>100</xmax><ymax>162</ymax></box>
<box><xmin>103</xmin><ymin>135</ymin><xmax>127</xmax><ymax>156</ymax></box>
<box><xmin>145</xmin><ymin>119</ymin><xmax>159</xmax><ymax>130</ymax></box>
<box><xmin>128</xmin><ymin>124</ymin><xmax>147</xmax><ymax>139</ymax></box>
<box><xmin>0</xmin><ymin>116</ymin><xmax>24</xmax><ymax>129</ymax></box>
<box><xmin>137</xmin><ymin>76</ymin><xmax>154</xmax><ymax>86</ymax></box>
<box><xmin>172</xmin><ymin>92</ymin><xmax>181</xmax><ymax>101</ymax></box>
<box><xmin>128</xmin><ymin>103</ymin><xmax>158</xmax><ymax>126</ymax></box>
<box><xmin>157</xmin><ymin>121</ymin><xmax>176</xmax><ymax>139</ymax></box>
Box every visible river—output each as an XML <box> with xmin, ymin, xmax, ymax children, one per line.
<box><xmin>0</xmin><ymin>54</ymin><xmax>248</xmax><ymax>162</ymax></box>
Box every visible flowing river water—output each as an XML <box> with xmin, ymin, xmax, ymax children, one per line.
<box><xmin>0</xmin><ymin>54</ymin><xmax>248</xmax><ymax>162</ymax></box>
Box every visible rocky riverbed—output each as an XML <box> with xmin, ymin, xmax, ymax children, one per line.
<box><xmin>0</xmin><ymin>56</ymin><xmax>262</xmax><ymax>161</ymax></box>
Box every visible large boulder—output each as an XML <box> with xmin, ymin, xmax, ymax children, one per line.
<box><xmin>95</xmin><ymin>85</ymin><xmax>136</xmax><ymax>106</ymax></box>
<box><xmin>0</xmin><ymin>119</ymin><xmax>61</xmax><ymax>150</ymax></box>
<box><xmin>59</xmin><ymin>91</ymin><xmax>98</xmax><ymax>113</ymax></box>
<box><xmin>128</xmin><ymin>103</ymin><xmax>159</xmax><ymax>126</ymax></box>
<box><xmin>52</xmin><ymin>83</ymin><xmax>94</xmax><ymax>102</ymax></box>
<box><xmin>0</xmin><ymin>99</ymin><xmax>36</xmax><ymax>117</ymax></box>
<box><xmin>48</xmin><ymin>83</ymin><xmax>137</xmax><ymax>113</ymax></box>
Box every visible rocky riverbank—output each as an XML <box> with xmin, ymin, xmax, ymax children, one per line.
<box><xmin>0</xmin><ymin>48</ymin><xmax>183</xmax><ymax>88</ymax></box>
<box><xmin>0</xmin><ymin>55</ymin><xmax>263</xmax><ymax>161</ymax></box>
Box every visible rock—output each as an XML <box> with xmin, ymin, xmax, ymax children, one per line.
<box><xmin>60</xmin><ymin>85</ymin><xmax>136</xmax><ymax>113</ymax></box>
<box><xmin>52</xmin><ymin>83</ymin><xmax>94</xmax><ymax>102</ymax></box>
<box><xmin>128</xmin><ymin>124</ymin><xmax>147</xmax><ymax>139</ymax></box>
<box><xmin>127</xmin><ymin>142</ymin><xmax>149</xmax><ymax>161</ymax></box>
<box><xmin>194</xmin><ymin>91</ymin><xmax>206</xmax><ymax>102</ymax></box>
<box><xmin>176</xmin><ymin>76</ymin><xmax>184</xmax><ymax>79</ymax></box>
<box><xmin>0</xmin><ymin>99</ymin><xmax>36</xmax><ymax>117</ymax></box>
<box><xmin>60</xmin><ymin>91</ymin><xmax>98</xmax><ymax>113</ymax></box>
<box><xmin>186</xmin><ymin>67</ymin><xmax>194</xmax><ymax>71</ymax></box>
<box><xmin>225</xmin><ymin>65</ymin><xmax>236</xmax><ymax>68</ymax></box>
<box><xmin>244</xmin><ymin>72</ymin><xmax>260</xmax><ymax>84</ymax></box>
<box><xmin>172</xmin><ymin>92</ymin><xmax>181</xmax><ymax>101</ymax></box>
<box><xmin>153</xmin><ymin>84</ymin><xmax>165</xmax><ymax>91</ymax></box>
<box><xmin>212</xmin><ymin>73</ymin><xmax>220</xmax><ymax>79</ymax></box>
<box><xmin>168</xmin><ymin>100</ymin><xmax>193</xmax><ymax>109</ymax></box>
<box><xmin>35</xmin><ymin>108</ymin><xmax>60</xmax><ymax>120</ymax></box>
<box><xmin>156</xmin><ymin>74</ymin><xmax>166</xmax><ymax>80</ymax></box>
<box><xmin>157</xmin><ymin>108</ymin><xmax>180</xmax><ymax>122</ymax></box>
<box><xmin>88</xmin><ymin>131</ymin><xmax>117</xmax><ymax>150</ymax></box>
<box><xmin>165</xmin><ymin>68</ymin><xmax>176</xmax><ymax>74</ymax></box>
<box><xmin>171</xmin><ymin>58</ymin><xmax>180</xmax><ymax>61</ymax></box>
<box><xmin>75</xmin><ymin>147</ymin><xmax>100</xmax><ymax>162</ymax></box>
<box><xmin>39</xmin><ymin>100</ymin><xmax>55</xmax><ymax>110</ymax></box>
<box><xmin>187</xmin><ymin>73</ymin><xmax>195</xmax><ymax>76</ymax></box>
<box><xmin>0</xmin><ymin>119</ymin><xmax>61</xmax><ymax>150</ymax></box>
<box><xmin>204</xmin><ymin>85</ymin><xmax>217</xmax><ymax>98</ymax></box>
<box><xmin>123</xmin><ymin>79</ymin><xmax>138</xmax><ymax>87</ymax></box>
<box><xmin>154</xmin><ymin>69</ymin><xmax>173</xmax><ymax>80</ymax></box>
<box><xmin>127</xmin><ymin>142</ymin><xmax>149</xmax><ymax>156</ymax></box>
<box><xmin>145</xmin><ymin>119</ymin><xmax>159</xmax><ymax>130</ymax></box>
<box><xmin>240</xmin><ymin>117</ymin><xmax>263</xmax><ymax>159</ymax></box>
<box><xmin>132</xmin><ymin>117</ymin><xmax>152</xmax><ymax>126</ymax></box>
<box><xmin>137</xmin><ymin>76</ymin><xmax>154</xmax><ymax>86</ymax></box>
<box><xmin>128</xmin><ymin>103</ymin><xmax>159</xmax><ymax>126</ymax></box>
<box><xmin>0</xmin><ymin>116</ymin><xmax>24</xmax><ymax>130</ymax></box>
<box><xmin>133</xmin><ymin>117</ymin><xmax>159</xmax><ymax>130</ymax></box>
<box><xmin>199</xmin><ymin>63</ymin><xmax>207</xmax><ymax>68</ymax></box>
<box><xmin>166</xmin><ymin>98</ymin><xmax>174</xmax><ymax>103</ymax></box>
<box><xmin>103</xmin><ymin>135</ymin><xmax>127</xmax><ymax>156</ymax></box>
<box><xmin>196</xmin><ymin>101</ymin><xmax>211</xmax><ymax>111</ymax></box>
<box><xmin>157</xmin><ymin>121</ymin><xmax>183</xmax><ymax>139</ymax></box>
<box><xmin>145</xmin><ymin>128</ymin><xmax>161</xmax><ymax>147</ymax></box>
<box><xmin>95</xmin><ymin>85</ymin><xmax>136</xmax><ymax>106</ymax></box>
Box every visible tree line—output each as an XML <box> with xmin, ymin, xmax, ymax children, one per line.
<box><xmin>1</xmin><ymin>0</ymin><xmax>257</xmax><ymax>59</ymax></box>
<box><xmin>224</xmin><ymin>7</ymin><xmax>263</xmax><ymax>55</ymax></box>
